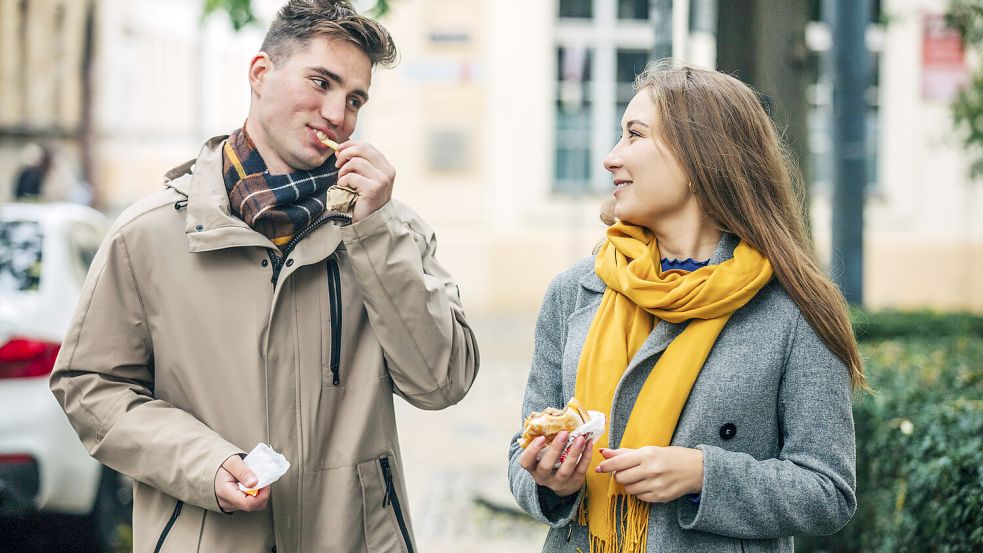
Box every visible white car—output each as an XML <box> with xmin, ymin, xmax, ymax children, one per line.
<box><xmin>0</xmin><ymin>202</ymin><xmax>125</xmax><ymax>552</ymax></box>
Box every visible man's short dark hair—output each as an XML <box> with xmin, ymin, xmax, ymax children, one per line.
<box><xmin>260</xmin><ymin>0</ymin><xmax>398</xmax><ymax>68</ymax></box>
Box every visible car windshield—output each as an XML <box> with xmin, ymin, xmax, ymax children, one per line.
<box><xmin>0</xmin><ymin>220</ymin><xmax>43</xmax><ymax>292</ymax></box>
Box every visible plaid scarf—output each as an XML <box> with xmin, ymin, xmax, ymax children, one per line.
<box><xmin>222</xmin><ymin>127</ymin><xmax>337</xmax><ymax>246</ymax></box>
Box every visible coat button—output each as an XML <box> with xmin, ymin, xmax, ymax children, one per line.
<box><xmin>285</xmin><ymin>259</ymin><xmax>294</xmax><ymax>267</ymax></box>
<box><xmin>261</xmin><ymin>259</ymin><xmax>269</xmax><ymax>267</ymax></box>
<box><xmin>719</xmin><ymin>423</ymin><xmax>737</xmax><ymax>440</ymax></box>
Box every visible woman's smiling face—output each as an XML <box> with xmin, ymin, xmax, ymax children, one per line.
<box><xmin>602</xmin><ymin>88</ymin><xmax>692</xmax><ymax>229</ymax></box>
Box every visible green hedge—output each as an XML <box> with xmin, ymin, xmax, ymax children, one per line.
<box><xmin>851</xmin><ymin>310</ymin><xmax>983</xmax><ymax>342</ymax></box>
<box><xmin>798</xmin><ymin>323</ymin><xmax>983</xmax><ymax>552</ymax></box>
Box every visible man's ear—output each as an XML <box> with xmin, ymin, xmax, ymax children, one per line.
<box><xmin>248</xmin><ymin>52</ymin><xmax>275</xmax><ymax>96</ymax></box>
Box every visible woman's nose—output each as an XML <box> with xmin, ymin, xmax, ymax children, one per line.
<box><xmin>603</xmin><ymin>146</ymin><xmax>622</xmax><ymax>173</ymax></box>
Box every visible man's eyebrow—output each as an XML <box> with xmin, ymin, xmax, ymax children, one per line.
<box><xmin>308</xmin><ymin>66</ymin><xmax>370</xmax><ymax>101</ymax></box>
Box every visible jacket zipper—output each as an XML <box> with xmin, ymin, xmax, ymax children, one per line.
<box><xmin>379</xmin><ymin>457</ymin><xmax>414</xmax><ymax>553</ymax></box>
<box><xmin>326</xmin><ymin>257</ymin><xmax>342</xmax><ymax>385</ymax></box>
<box><xmin>267</xmin><ymin>249</ymin><xmax>285</xmax><ymax>285</ymax></box>
<box><xmin>266</xmin><ymin>212</ymin><xmax>353</xmax><ymax>287</ymax></box>
<box><xmin>153</xmin><ymin>500</ymin><xmax>183</xmax><ymax>553</ymax></box>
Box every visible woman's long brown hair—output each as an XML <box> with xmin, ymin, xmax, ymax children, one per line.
<box><xmin>630</xmin><ymin>60</ymin><xmax>866</xmax><ymax>391</ymax></box>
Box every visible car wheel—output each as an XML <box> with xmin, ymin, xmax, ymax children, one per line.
<box><xmin>49</xmin><ymin>468</ymin><xmax>124</xmax><ymax>553</ymax></box>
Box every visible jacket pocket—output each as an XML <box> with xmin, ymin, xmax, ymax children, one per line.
<box><xmin>356</xmin><ymin>456</ymin><xmax>415</xmax><ymax>553</ymax></box>
<box><xmin>379</xmin><ymin>457</ymin><xmax>415</xmax><ymax>553</ymax></box>
<box><xmin>153</xmin><ymin>500</ymin><xmax>183</xmax><ymax>553</ymax></box>
<box><xmin>739</xmin><ymin>537</ymin><xmax>783</xmax><ymax>553</ymax></box>
<box><xmin>326</xmin><ymin>257</ymin><xmax>342</xmax><ymax>386</ymax></box>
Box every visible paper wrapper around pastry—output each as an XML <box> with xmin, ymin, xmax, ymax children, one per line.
<box><xmin>238</xmin><ymin>443</ymin><xmax>290</xmax><ymax>496</ymax></box>
<box><xmin>518</xmin><ymin>398</ymin><xmax>607</xmax><ymax>468</ymax></box>
<box><xmin>327</xmin><ymin>185</ymin><xmax>358</xmax><ymax>213</ymax></box>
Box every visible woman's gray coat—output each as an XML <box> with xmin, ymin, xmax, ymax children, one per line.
<box><xmin>507</xmin><ymin>234</ymin><xmax>857</xmax><ymax>552</ymax></box>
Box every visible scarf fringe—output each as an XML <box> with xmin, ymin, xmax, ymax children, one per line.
<box><xmin>580</xmin><ymin>494</ymin><xmax>650</xmax><ymax>553</ymax></box>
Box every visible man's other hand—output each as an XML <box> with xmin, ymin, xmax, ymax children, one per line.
<box><xmin>334</xmin><ymin>140</ymin><xmax>395</xmax><ymax>223</ymax></box>
<box><xmin>215</xmin><ymin>454</ymin><xmax>270</xmax><ymax>513</ymax></box>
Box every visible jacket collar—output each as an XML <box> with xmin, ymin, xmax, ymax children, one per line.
<box><xmin>165</xmin><ymin>135</ymin><xmax>343</xmax><ymax>257</ymax></box>
<box><xmin>577</xmin><ymin>230</ymin><xmax>740</xmax><ymax>293</ymax></box>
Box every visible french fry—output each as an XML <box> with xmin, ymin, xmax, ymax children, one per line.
<box><xmin>314</xmin><ymin>130</ymin><xmax>339</xmax><ymax>151</ymax></box>
<box><xmin>320</xmin><ymin>136</ymin><xmax>339</xmax><ymax>150</ymax></box>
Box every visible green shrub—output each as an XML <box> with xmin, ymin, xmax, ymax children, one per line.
<box><xmin>851</xmin><ymin>310</ymin><xmax>983</xmax><ymax>342</ymax></box>
<box><xmin>797</xmin><ymin>336</ymin><xmax>983</xmax><ymax>552</ymax></box>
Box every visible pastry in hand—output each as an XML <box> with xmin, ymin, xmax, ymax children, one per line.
<box><xmin>519</xmin><ymin>398</ymin><xmax>590</xmax><ymax>449</ymax></box>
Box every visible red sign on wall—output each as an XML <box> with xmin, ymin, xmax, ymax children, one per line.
<box><xmin>922</xmin><ymin>13</ymin><xmax>967</xmax><ymax>102</ymax></box>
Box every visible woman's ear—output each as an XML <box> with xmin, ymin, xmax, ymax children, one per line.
<box><xmin>248</xmin><ymin>52</ymin><xmax>275</xmax><ymax>96</ymax></box>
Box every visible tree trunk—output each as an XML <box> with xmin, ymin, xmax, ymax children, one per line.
<box><xmin>716</xmin><ymin>0</ymin><xmax>812</xmax><ymax>225</ymax></box>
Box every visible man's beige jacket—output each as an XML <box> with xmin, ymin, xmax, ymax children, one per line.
<box><xmin>50</xmin><ymin>136</ymin><xmax>479</xmax><ymax>552</ymax></box>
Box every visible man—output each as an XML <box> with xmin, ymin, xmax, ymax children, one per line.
<box><xmin>49</xmin><ymin>1</ymin><xmax>478</xmax><ymax>552</ymax></box>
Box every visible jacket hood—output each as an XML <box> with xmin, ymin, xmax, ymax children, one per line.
<box><xmin>163</xmin><ymin>135</ymin><xmax>277</xmax><ymax>253</ymax></box>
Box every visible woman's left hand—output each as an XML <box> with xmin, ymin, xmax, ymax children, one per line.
<box><xmin>594</xmin><ymin>446</ymin><xmax>704</xmax><ymax>503</ymax></box>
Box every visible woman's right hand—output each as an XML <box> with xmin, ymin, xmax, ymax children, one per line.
<box><xmin>517</xmin><ymin>431</ymin><xmax>594</xmax><ymax>497</ymax></box>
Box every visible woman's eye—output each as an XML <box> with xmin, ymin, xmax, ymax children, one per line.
<box><xmin>628</xmin><ymin>129</ymin><xmax>642</xmax><ymax>138</ymax></box>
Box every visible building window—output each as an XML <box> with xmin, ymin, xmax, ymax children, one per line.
<box><xmin>615</xmin><ymin>49</ymin><xmax>650</xmax><ymax>135</ymax></box>
<box><xmin>618</xmin><ymin>0</ymin><xmax>649</xmax><ymax>20</ymax></box>
<box><xmin>428</xmin><ymin>128</ymin><xmax>472</xmax><ymax>172</ymax></box>
<box><xmin>559</xmin><ymin>0</ymin><xmax>593</xmax><ymax>19</ymax></box>
<box><xmin>553</xmin><ymin>0</ymin><xmax>669</xmax><ymax>194</ymax></box>
<box><xmin>555</xmin><ymin>46</ymin><xmax>593</xmax><ymax>193</ymax></box>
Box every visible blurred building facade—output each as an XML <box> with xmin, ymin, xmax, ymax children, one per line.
<box><xmin>369</xmin><ymin>0</ymin><xmax>983</xmax><ymax>313</ymax></box>
<box><xmin>0</xmin><ymin>0</ymin><xmax>96</xmax><ymax>202</ymax></box>
<box><xmin>1</xmin><ymin>0</ymin><xmax>980</xmax><ymax>312</ymax></box>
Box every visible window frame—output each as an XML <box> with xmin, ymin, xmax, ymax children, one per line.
<box><xmin>552</xmin><ymin>0</ymin><xmax>664</xmax><ymax>195</ymax></box>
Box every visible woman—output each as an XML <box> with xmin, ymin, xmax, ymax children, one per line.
<box><xmin>508</xmin><ymin>61</ymin><xmax>863</xmax><ymax>553</ymax></box>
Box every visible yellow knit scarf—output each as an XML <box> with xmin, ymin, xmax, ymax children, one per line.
<box><xmin>575</xmin><ymin>223</ymin><xmax>773</xmax><ymax>553</ymax></box>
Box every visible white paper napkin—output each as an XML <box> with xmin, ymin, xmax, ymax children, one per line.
<box><xmin>238</xmin><ymin>443</ymin><xmax>290</xmax><ymax>495</ymax></box>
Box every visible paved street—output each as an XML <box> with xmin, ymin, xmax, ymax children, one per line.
<box><xmin>394</xmin><ymin>314</ymin><xmax>549</xmax><ymax>553</ymax></box>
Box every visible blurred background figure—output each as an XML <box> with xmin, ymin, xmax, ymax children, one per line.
<box><xmin>10</xmin><ymin>144</ymin><xmax>91</xmax><ymax>204</ymax></box>
<box><xmin>12</xmin><ymin>143</ymin><xmax>50</xmax><ymax>200</ymax></box>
